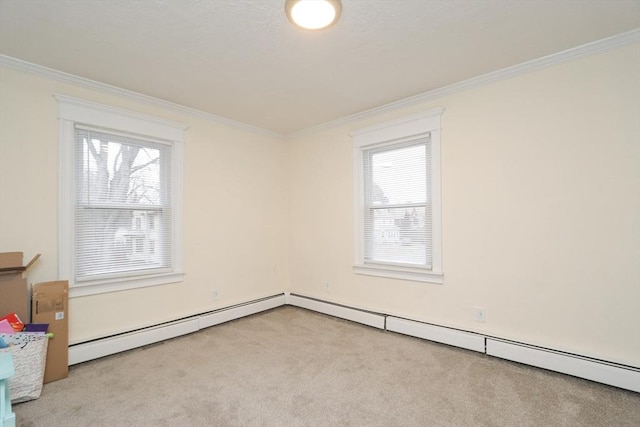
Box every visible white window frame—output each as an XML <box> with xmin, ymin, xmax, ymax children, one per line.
<box><xmin>56</xmin><ymin>95</ymin><xmax>186</xmax><ymax>297</ymax></box>
<box><xmin>352</xmin><ymin>108</ymin><xmax>444</xmax><ymax>283</ymax></box>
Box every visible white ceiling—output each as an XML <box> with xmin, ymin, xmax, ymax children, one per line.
<box><xmin>0</xmin><ymin>0</ymin><xmax>638</xmax><ymax>135</ymax></box>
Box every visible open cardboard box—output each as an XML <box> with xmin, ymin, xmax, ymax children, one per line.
<box><xmin>0</xmin><ymin>253</ymin><xmax>69</xmax><ymax>383</ymax></box>
<box><xmin>0</xmin><ymin>252</ymin><xmax>40</xmax><ymax>324</ymax></box>
<box><xmin>32</xmin><ymin>281</ymin><xmax>69</xmax><ymax>383</ymax></box>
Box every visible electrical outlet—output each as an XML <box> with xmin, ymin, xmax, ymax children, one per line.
<box><xmin>212</xmin><ymin>290</ymin><xmax>220</xmax><ymax>301</ymax></box>
<box><xmin>323</xmin><ymin>281</ymin><xmax>330</xmax><ymax>292</ymax></box>
<box><xmin>474</xmin><ymin>306</ymin><xmax>486</xmax><ymax>322</ymax></box>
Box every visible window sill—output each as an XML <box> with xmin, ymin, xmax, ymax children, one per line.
<box><xmin>69</xmin><ymin>271</ymin><xmax>184</xmax><ymax>298</ymax></box>
<box><xmin>353</xmin><ymin>264</ymin><xmax>443</xmax><ymax>284</ymax></box>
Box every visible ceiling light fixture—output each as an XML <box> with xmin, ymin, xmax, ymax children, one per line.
<box><xmin>285</xmin><ymin>0</ymin><xmax>342</xmax><ymax>30</ymax></box>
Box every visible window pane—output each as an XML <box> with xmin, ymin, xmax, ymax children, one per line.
<box><xmin>77</xmin><ymin>134</ymin><xmax>163</xmax><ymax>206</ymax></box>
<box><xmin>75</xmin><ymin>129</ymin><xmax>172</xmax><ymax>281</ymax></box>
<box><xmin>366</xmin><ymin>206</ymin><xmax>431</xmax><ymax>266</ymax></box>
<box><xmin>369</xmin><ymin>143</ymin><xmax>426</xmax><ymax>206</ymax></box>
<box><xmin>75</xmin><ymin>208</ymin><xmax>170</xmax><ymax>278</ymax></box>
<box><xmin>363</xmin><ymin>138</ymin><xmax>431</xmax><ymax>268</ymax></box>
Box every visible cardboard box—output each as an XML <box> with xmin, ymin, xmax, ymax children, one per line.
<box><xmin>32</xmin><ymin>281</ymin><xmax>69</xmax><ymax>383</ymax></box>
<box><xmin>0</xmin><ymin>252</ymin><xmax>40</xmax><ymax>323</ymax></box>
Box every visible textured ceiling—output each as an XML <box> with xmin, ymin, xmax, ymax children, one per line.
<box><xmin>0</xmin><ymin>0</ymin><xmax>638</xmax><ymax>135</ymax></box>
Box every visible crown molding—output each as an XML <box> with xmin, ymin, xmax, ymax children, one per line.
<box><xmin>1</xmin><ymin>29</ymin><xmax>637</xmax><ymax>140</ymax></box>
<box><xmin>0</xmin><ymin>54</ymin><xmax>284</xmax><ymax>140</ymax></box>
<box><xmin>286</xmin><ymin>28</ymin><xmax>640</xmax><ymax>139</ymax></box>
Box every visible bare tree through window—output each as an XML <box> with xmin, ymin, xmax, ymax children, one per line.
<box><xmin>76</xmin><ymin>130</ymin><xmax>169</xmax><ymax>279</ymax></box>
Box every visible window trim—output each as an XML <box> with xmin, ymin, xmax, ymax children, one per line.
<box><xmin>56</xmin><ymin>95</ymin><xmax>187</xmax><ymax>297</ymax></box>
<box><xmin>352</xmin><ymin>108</ymin><xmax>444</xmax><ymax>284</ymax></box>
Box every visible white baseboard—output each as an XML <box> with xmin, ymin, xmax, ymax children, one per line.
<box><xmin>69</xmin><ymin>318</ymin><xmax>199</xmax><ymax>365</ymax></box>
<box><xmin>287</xmin><ymin>294</ymin><xmax>386</xmax><ymax>329</ymax></box>
<box><xmin>486</xmin><ymin>338</ymin><xmax>640</xmax><ymax>393</ymax></box>
<box><xmin>386</xmin><ymin>316</ymin><xmax>486</xmax><ymax>353</ymax></box>
<box><xmin>291</xmin><ymin>295</ymin><xmax>638</xmax><ymax>392</ymax></box>
<box><xmin>198</xmin><ymin>294</ymin><xmax>286</xmax><ymax>329</ymax></box>
<box><xmin>69</xmin><ymin>294</ymin><xmax>285</xmax><ymax>365</ymax></box>
<box><xmin>67</xmin><ymin>291</ymin><xmax>639</xmax><ymax>393</ymax></box>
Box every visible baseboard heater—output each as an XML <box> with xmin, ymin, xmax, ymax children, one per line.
<box><xmin>287</xmin><ymin>295</ymin><xmax>638</xmax><ymax>393</ymax></box>
<box><xmin>198</xmin><ymin>294</ymin><xmax>286</xmax><ymax>329</ymax></box>
<box><xmin>386</xmin><ymin>315</ymin><xmax>638</xmax><ymax>393</ymax></box>
<box><xmin>486</xmin><ymin>338</ymin><xmax>640</xmax><ymax>393</ymax></box>
<box><xmin>68</xmin><ymin>292</ymin><xmax>639</xmax><ymax>393</ymax></box>
<box><xmin>386</xmin><ymin>316</ymin><xmax>486</xmax><ymax>353</ymax></box>
<box><xmin>68</xmin><ymin>293</ymin><xmax>286</xmax><ymax>365</ymax></box>
<box><xmin>287</xmin><ymin>293</ymin><xmax>386</xmax><ymax>329</ymax></box>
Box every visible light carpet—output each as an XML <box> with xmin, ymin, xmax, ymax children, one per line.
<box><xmin>13</xmin><ymin>306</ymin><xmax>640</xmax><ymax>426</ymax></box>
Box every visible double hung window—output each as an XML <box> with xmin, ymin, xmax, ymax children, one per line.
<box><xmin>56</xmin><ymin>95</ymin><xmax>185</xmax><ymax>296</ymax></box>
<box><xmin>352</xmin><ymin>109</ymin><xmax>443</xmax><ymax>283</ymax></box>
<box><xmin>74</xmin><ymin>127</ymin><xmax>171</xmax><ymax>280</ymax></box>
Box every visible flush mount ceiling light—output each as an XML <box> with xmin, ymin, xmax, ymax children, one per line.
<box><xmin>285</xmin><ymin>0</ymin><xmax>342</xmax><ymax>30</ymax></box>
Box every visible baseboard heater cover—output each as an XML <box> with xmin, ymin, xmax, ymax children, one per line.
<box><xmin>287</xmin><ymin>294</ymin><xmax>386</xmax><ymax>329</ymax></box>
<box><xmin>198</xmin><ymin>294</ymin><xmax>286</xmax><ymax>329</ymax></box>
<box><xmin>486</xmin><ymin>338</ymin><xmax>640</xmax><ymax>393</ymax></box>
<box><xmin>68</xmin><ymin>292</ymin><xmax>639</xmax><ymax>393</ymax></box>
<box><xmin>386</xmin><ymin>316</ymin><xmax>486</xmax><ymax>353</ymax></box>
<box><xmin>69</xmin><ymin>318</ymin><xmax>199</xmax><ymax>366</ymax></box>
<box><xmin>69</xmin><ymin>294</ymin><xmax>286</xmax><ymax>365</ymax></box>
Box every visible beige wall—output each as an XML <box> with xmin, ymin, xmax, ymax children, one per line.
<box><xmin>1</xmin><ymin>42</ymin><xmax>638</xmax><ymax>366</ymax></box>
<box><xmin>0</xmin><ymin>67</ymin><xmax>290</xmax><ymax>343</ymax></box>
<box><xmin>288</xmin><ymin>43</ymin><xmax>640</xmax><ymax>366</ymax></box>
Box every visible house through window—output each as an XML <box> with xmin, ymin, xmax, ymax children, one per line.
<box><xmin>363</xmin><ymin>139</ymin><xmax>430</xmax><ymax>266</ymax></box>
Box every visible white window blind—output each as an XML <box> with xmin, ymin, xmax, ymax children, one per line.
<box><xmin>352</xmin><ymin>108</ymin><xmax>443</xmax><ymax>283</ymax></box>
<box><xmin>74</xmin><ymin>126</ymin><xmax>173</xmax><ymax>281</ymax></box>
<box><xmin>363</xmin><ymin>137</ymin><xmax>431</xmax><ymax>268</ymax></box>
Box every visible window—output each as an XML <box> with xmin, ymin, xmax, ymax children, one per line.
<box><xmin>352</xmin><ymin>109</ymin><xmax>443</xmax><ymax>283</ymax></box>
<box><xmin>56</xmin><ymin>95</ymin><xmax>186</xmax><ymax>297</ymax></box>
